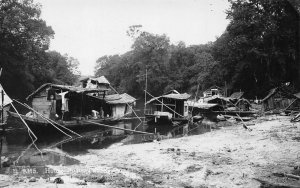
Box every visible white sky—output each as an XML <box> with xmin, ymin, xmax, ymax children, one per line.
<box><xmin>36</xmin><ymin>0</ymin><xmax>230</xmax><ymax>75</ymax></box>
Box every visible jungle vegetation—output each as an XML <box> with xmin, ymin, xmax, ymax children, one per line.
<box><xmin>1</xmin><ymin>0</ymin><xmax>299</xmax><ymax>100</ymax></box>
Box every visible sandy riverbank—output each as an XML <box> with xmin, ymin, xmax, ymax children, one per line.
<box><xmin>1</xmin><ymin>115</ymin><xmax>300</xmax><ymax>187</ymax></box>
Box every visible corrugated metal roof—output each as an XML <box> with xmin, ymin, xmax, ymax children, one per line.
<box><xmin>105</xmin><ymin>93</ymin><xmax>136</xmax><ymax>104</ymax></box>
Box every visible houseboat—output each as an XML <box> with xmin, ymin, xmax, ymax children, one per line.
<box><xmin>104</xmin><ymin>93</ymin><xmax>136</xmax><ymax>118</ymax></box>
<box><xmin>144</xmin><ymin>90</ymin><xmax>190</xmax><ymax>125</ymax></box>
<box><xmin>8</xmin><ymin>76</ymin><xmax>136</xmax><ymax>130</ymax></box>
<box><xmin>262</xmin><ymin>86</ymin><xmax>296</xmax><ymax>112</ymax></box>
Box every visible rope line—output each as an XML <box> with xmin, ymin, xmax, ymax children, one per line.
<box><xmin>145</xmin><ymin>90</ymin><xmax>189</xmax><ymax>120</ymax></box>
<box><xmin>13</xmin><ymin>100</ymin><xmax>73</xmax><ymax>138</ymax></box>
<box><xmin>84</xmin><ymin>120</ymin><xmax>154</xmax><ymax>135</ymax></box>
<box><xmin>108</xmin><ymin>85</ymin><xmax>143</xmax><ymax>131</ymax></box>
<box><xmin>10</xmin><ymin>102</ymin><xmax>43</xmax><ymax>159</ymax></box>
<box><xmin>13</xmin><ymin>99</ymin><xmax>81</xmax><ymax>138</ymax></box>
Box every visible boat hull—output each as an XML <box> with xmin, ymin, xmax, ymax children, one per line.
<box><xmin>145</xmin><ymin>114</ymin><xmax>188</xmax><ymax>125</ymax></box>
<box><xmin>7</xmin><ymin>111</ymin><xmax>122</xmax><ymax>132</ymax></box>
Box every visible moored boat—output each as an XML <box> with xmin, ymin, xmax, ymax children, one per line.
<box><xmin>144</xmin><ymin>90</ymin><xmax>190</xmax><ymax>125</ymax></box>
<box><xmin>7</xmin><ymin>76</ymin><xmax>137</xmax><ymax>131</ymax></box>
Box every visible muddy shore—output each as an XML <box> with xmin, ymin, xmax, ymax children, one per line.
<box><xmin>1</xmin><ymin>115</ymin><xmax>300</xmax><ymax>187</ymax></box>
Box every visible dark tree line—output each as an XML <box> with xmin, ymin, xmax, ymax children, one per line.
<box><xmin>0</xmin><ymin>0</ymin><xmax>80</xmax><ymax>100</ymax></box>
<box><xmin>214</xmin><ymin>0</ymin><xmax>300</xmax><ymax>97</ymax></box>
<box><xmin>95</xmin><ymin>0</ymin><xmax>300</xmax><ymax>99</ymax></box>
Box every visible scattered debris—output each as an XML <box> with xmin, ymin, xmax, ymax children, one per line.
<box><xmin>254</xmin><ymin>178</ymin><xmax>299</xmax><ymax>188</ymax></box>
<box><xmin>273</xmin><ymin>172</ymin><xmax>300</xmax><ymax>180</ymax></box>
<box><xmin>291</xmin><ymin>112</ymin><xmax>300</xmax><ymax>122</ymax></box>
<box><xmin>186</xmin><ymin>165</ymin><xmax>203</xmax><ymax>173</ymax></box>
<box><xmin>53</xmin><ymin>177</ymin><xmax>64</xmax><ymax>184</ymax></box>
<box><xmin>28</xmin><ymin>177</ymin><xmax>36</xmax><ymax>182</ymax></box>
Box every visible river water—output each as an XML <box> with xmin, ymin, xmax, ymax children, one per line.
<box><xmin>0</xmin><ymin>102</ymin><xmax>214</xmax><ymax>176</ymax></box>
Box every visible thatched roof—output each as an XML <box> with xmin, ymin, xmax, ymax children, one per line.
<box><xmin>294</xmin><ymin>92</ymin><xmax>300</xmax><ymax>99</ymax></box>
<box><xmin>146</xmin><ymin>93</ymin><xmax>190</xmax><ymax>104</ymax></box>
<box><xmin>105</xmin><ymin>93</ymin><xmax>136</xmax><ymax>104</ymax></box>
<box><xmin>187</xmin><ymin>101</ymin><xmax>220</xmax><ymax>110</ymax></box>
<box><xmin>262</xmin><ymin>88</ymin><xmax>278</xmax><ymax>102</ymax></box>
<box><xmin>262</xmin><ymin>87</ymin><xmax>296</xmax><ymax>102</ymax></box>
<box><xmin>230</xmin><ymin>91</ymin><xmax>244</xmax><ymax>99</ymax></box>
<box><xmin>26</xmin><ymin>83</ymin><xmax>109</xmax><ymax>101</ymax></box>
<box><xmin>80</xmin><ymin>76</ymin><xmax>110</xmax><ymax>85</ymax></box>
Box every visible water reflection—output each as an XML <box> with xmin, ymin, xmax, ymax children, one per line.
<box><xmin>0</xmin><ymin>116</ymin><xmax>214</xmax><ymax>171</ymax></box>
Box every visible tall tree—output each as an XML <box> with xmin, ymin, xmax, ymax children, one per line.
<box><xmin>46</xmin><ymin>51</ymin><xmax>80</xmax><ymax>85</ymax></box>
<box><xmin>212</xmin><ymin>0</ymin><xmax>300</xmax><ymax>97</ymax></box>
<box><xmin>95</xmin><ymin>31</ymin><xmax>171</xmax><ymax>96</ymax></box>
<box><xmin>0</xmin><ymin>0</ymin><xmax>54</xmax><ymax>99</ymax></box>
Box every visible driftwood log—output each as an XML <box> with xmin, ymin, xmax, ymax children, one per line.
<box><xmin>236</xmin><ymin>113</ymin><xmax>252</xmax><ymax>131</ymax></box>
<box><xmin>291</xmin><ymin>112</ymin><xmax>300</xmax><ymax>122</ymax></box>
<box><xmin>273</xmin><ymin>172</ymin><xmax>300</xmax><ymax>180</ymax></box>
<box><xmin>254</xmin><ymin>178</ymin><xmax>299</xmax><ymax>188</ymax></box>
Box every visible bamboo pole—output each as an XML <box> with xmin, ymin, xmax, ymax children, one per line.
<box><xmin>84</xmin><ymin>120</ymin><xmax>154</xmax><ymax>135</ymax></box>
<box><xmin>10</xmin><ymin>102</ymin><xmax>43</xmax><ymax>157</ymax></box>
<box><xmin>145</xmin><ymin>91</ymin><xmax>188</xmax><ymax>119</ymax></box>
<box><xmin>1</xmin><ymin>90</ymin><xmax>4</xmax><ymax>131</ymax></box>
<box><xmin>144</xmin><ymin>69</ymin><xmax>147</xmax><ymax>115</ymax></box>
<box><xmin>108</xmin><ymin>85</ymin><xmax>143</xmax><ymax>131</ymax></box>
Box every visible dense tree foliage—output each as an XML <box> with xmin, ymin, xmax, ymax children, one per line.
<box><xmin>213</xmin><ymin>0</ymin><xmax>300</xmax><ymax>97</ymax></box>
<box><xmin>95</xmin><ymin>0</ymin><xmax>300</xmax><ymax>99</ymax></box>
<box><xmin>95</xmin><ymin>32</ymin><xmax>217</xmax><ymax>97</ymax></box>
<box><xmin>1</xmin><ymin>0</ymin><xmax>297</xmax><ymax>100</ymax></box>
<box><xmin>0</xmin><ymin>0</ymin><xmax>79</xmax><ymax>99</ymax></box>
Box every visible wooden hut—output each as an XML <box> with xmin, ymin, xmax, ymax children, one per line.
<box><xmin>145</xmin><ymin>91</ymin><xmax>190</xmax><ymax>123</ymax></box>
<box><xmin>25</xmin><ymin>83</ymin><xmax>109</xmax><ymax>121</ymax></box>
<box><xmin>262</xmin><ymin>87</ymin><xmax>296</xmax><ymax>111</ymax></box>
<box><xmin>104</xmin><ymin>93</ymin><xmax>136</xmax><ymax>118</ymax></box>
<box><xmin>203</xmin><ymin>85</ymin><xmax>224</xmax><ymax>97</ymax></box>
<box><xmin>284</xmin><ymin>92</ymin><xmax>300</xmax><ymax>113</ymax></box>
<box><xmin>80</xmin><ymin>76</ymin><xmax>110</xmax><ymax>91</ymax></box>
